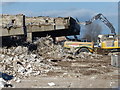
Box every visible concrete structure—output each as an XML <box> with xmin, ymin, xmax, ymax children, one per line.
<box><xmin>1</xmin><ymin>14</ymin><xmax>25</xmax><ymax>36</ymax></box>
<box><xmin>0</xmin><ymin>14</ymin><xmax>80</xmax><ymax>41</ymax></box>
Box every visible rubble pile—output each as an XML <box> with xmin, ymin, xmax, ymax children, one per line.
<box><xmin>0</xmin><ymin>36</ymin><xmax>114</xmax><ymax>88</ymax></box>
<box><xmin>0</xmin><ymin>47</ymin><xmax>61</xmax><ymax>77</ymax></box>
<box><xmin>0</xmin><ymin>36</ymin><xmax>105</xmax><ymax>76</ymax></box>
<box><xmin>77</xmin><ymin>52</ymin><xmax>103</xmax><ymax>59</ymax></box>
<box><xmin>0</xmin><ymin>37</ymin><xmax>64</xmax><ymax>87</ymax></box>
<box><xmin>35</xmin><ymin>36</ymin><xmax>64</xmax><ymax>59</ymax></box>
<box><xmin>64</xmin><ymin>52</ymin><xmax>103</xmax><ymax>61</ymax></box>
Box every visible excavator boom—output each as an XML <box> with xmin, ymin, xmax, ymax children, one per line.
<box><xmin>64</xmin><ymin>13</ymin><xmax>119</xmax><ymax>54</ymax></box>
<box><xmin>78</xmin><ymin>13</ymin><xmax>116</xmax><ymax>35</ymax></box>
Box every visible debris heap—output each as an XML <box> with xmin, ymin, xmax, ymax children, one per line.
<box><xmin>0</xmin><ymin>36</ymin><xmax>115</xmax><ymax>87</ymax></box>
<box><xmin>35</xmin><ymin>36</ymin><xmax>64</xmax><ymax>59</ymax></box>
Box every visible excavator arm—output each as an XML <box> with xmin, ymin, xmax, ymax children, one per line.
<box><xmin>78</xmin><ymin>13</ymin><xmax>116</xmax><ymax>35</ymax></box>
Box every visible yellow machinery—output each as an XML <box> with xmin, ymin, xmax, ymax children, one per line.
<box><xmin>64</xmin><ymin>41</ymin><xmax>94</xmax><ymax>53</ymax></box>
<box><xmin>97</xmin><ymin>34</ymin><xmax>120</xmax><ymax>51</ymax></box>
<box><xmin>64</xmin><ymin>34</ymin><xmax>120</xmax><ymax>54</ymax></box>
<box><xmin>63</xmin><ymin>13</ymin><xmax>120</xmax><ymax>54</ymax></box>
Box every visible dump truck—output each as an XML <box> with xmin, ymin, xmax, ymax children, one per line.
<box><xmin>64</xmin><ymin>13</ymin><xmax>120</xmax><ymax>54</ymax></box>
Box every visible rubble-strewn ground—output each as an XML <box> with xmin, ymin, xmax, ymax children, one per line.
<box><xmin>0</xmin><ymin>36</ymin><xmax>119</xmax><ymax>88</ymax></box>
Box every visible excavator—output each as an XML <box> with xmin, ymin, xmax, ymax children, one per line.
<box><xmin>64</xmin><ymin>13</ymin><xmax>120</xmax><ymax>54</ymax></box>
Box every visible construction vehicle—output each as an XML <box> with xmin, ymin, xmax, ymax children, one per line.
<box><xmin>64</xmin><ymin>13</ymin><xmax>120</xmax><ymax>54</ymax></box>
<box><xmin>96</xmin><ymin>34</ymin><xmax>120</xmax><ymax>52</ymax></box>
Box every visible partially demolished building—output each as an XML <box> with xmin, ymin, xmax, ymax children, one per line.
<box><xmin>0</xmin><ymin>14</ymin><xmax>80</xmax><ymax>41</ymax></box>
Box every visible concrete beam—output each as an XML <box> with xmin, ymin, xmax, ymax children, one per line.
<box><xmin>1</xmin><ymin>14</ymin><xmax>80</xmax><ymax>38</ymax></box>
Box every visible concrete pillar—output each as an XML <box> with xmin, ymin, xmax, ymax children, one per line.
<box><xmin>27</xmin><ymin>33</ymin><xmax>32</xmax><ymax>42</ymax></box>
<box><xmin>111</xmin><ymin>55</ymin><xmax>120</xmax><ymax>67</ymax></box>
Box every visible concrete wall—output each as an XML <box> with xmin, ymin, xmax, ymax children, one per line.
<box><xmin>1</xmin><ymin>14</ymin><xmax>71</xmax><ymax>37</ymax></box>
<box><xmin>0</xmin><ymin>14</ymin><xmax>24</xmax><ymax>36</ymax></box>
<box><xmin>0</xmin><ymin>14</ymin><xmax>80</xmax><ymax>40</ymax></box>
<box><xmin>25</xmin><ymin>16</ymin><xmax>69</xmax><ymax>33</ymax></box>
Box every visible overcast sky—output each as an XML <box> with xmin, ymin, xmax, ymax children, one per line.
<box><xmin>1</xmin><ymin>2</ymin><xmax>118</xmax><ymax>36</ymax></box>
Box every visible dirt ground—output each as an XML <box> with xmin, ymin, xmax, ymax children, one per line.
<box><xmin>10</xmin><ymin>55</ymin><xmax>119</xmax><ymax>88</ymax></box>
<box><xmin>0</xmin><ymin>37</ymin><xmax>119</xmax><ymax>88</ymax></box>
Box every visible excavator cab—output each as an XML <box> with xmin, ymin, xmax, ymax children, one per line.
<box><xmin>97</xmin><ymin>34</ymin><xmax>120</xmax><ymax>52</ymax></box>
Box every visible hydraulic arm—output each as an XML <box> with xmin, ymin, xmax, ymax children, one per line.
<box><xmin>78</xmin><ymin>13</ymin><xmax>116</xmax><ymax>35</ymax></box>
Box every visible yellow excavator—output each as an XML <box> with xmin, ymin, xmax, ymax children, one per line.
<box><xmin>64</xmin><ymin>13</ymin><xmax>120</xmax><ymax>54</ymax></box>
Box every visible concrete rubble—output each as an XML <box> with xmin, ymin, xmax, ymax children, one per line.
<box><xmin>0</xmin><ymin>78</ymin><xmax>6</xmax><ymax>88</ymax></box>
<box><xmin>0</xmin><ymin>36</ymin><xmax>117</xmax><ymax>88</ymax></box>
<box><xmin>0</xmin><ymin>36</ymin><xmax>63</xmax><ymax>82</ymax></box>
<box><xmin>48</xmin><ymin>82</ymin><xmax>56</xmax><ymax>86</ymax></box>
<box><xmin>0</xmin><ymin>78</ymin><xmax>13</xmax><ymax>88</ymax></box>
<box><xmin>35</xmin><ymin>36</ymin><xmax>64</xmax><ymax>59</ymax></box>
